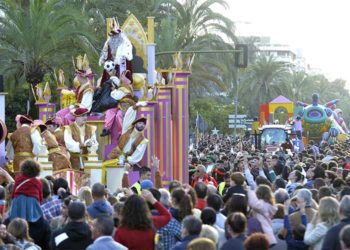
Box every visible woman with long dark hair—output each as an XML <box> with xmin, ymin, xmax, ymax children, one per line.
<box><xmin>170</xmin><ymin>188</ymin><xmax>193</xmax><ymax>222</ymax></box>
<box><xmin>114</xmin><ymin>189</ymin><xmax>171</xmax><ymax>250</ymax></box>
<box><xmin>223</xmin><ymin>193</ymin><xmax>263</xmax><ymax>235</ymax></box>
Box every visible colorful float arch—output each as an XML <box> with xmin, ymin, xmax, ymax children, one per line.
<box><xmin>28</xmin><ymin>14</ymin><xmax>193</xmax><ymax>192</ymax></box>
<box><xmin>260</xmin><ymin>95</ymin><xmax>294</xmax><ymax>125</ymax></box>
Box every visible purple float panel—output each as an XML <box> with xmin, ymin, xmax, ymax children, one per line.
<box><xmin>0</xmin><ymin>93</ymin><xmax>7</xmax><ymax>166</ymax></box>
<box><xmin>37</xmin><ymin>103</ymin><xmax>56</xmax><ymax>122</ymax></box>
<box><xmin>172</xmin><ymin>72</ymin><xmax>191</xmax><ymax>184</ymax></box>
<box><xmin>137</xmin><ymin>102</ymin><xmax>156</xmax><ymax>176</ymax></box>
<box><xmin>155</xmin><ymin>86</ymin><xmax>173</xmax><ymax>187</ymax></box>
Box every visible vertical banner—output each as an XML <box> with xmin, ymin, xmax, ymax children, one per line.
<box><xmin>138</xmin><ymin>102</ymin><xmax>156</xmax><ymax>171</ymax></box>
<box><xmin>172</xmin><ymin>71</ymin><xmax>191</xmax><ymax>184</ymax></box>
<box><xmin>155</xmin><ymin>86</ymin><xmax>173</xmax><ymax>187</ymax></box>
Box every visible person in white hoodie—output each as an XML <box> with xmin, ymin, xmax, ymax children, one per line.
<box><xmin>304</xmin><ymin>196</ymin><xmax>340</xmax><ymax>250</ymax></box>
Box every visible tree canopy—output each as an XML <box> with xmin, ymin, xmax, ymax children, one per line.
<box><xmin>1</xmin><ymin>0</ymin><xmax>349</xmax><ymax>134</ymax></box>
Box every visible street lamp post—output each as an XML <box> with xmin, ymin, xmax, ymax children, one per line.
<box><xmin>233</xmin><ymin>95</ymin><xmax>238</xmax><ymax>140</ymax></box>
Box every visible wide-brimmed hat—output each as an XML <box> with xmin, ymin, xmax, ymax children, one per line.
<box><xmin>132</xmin><ymin>117</ymin><xmax>147</xmax><ymax>126</ymax></box>
<box><xmin>73</xmin><ymin>108</ymin><xmax>89</xmax><ymax>117</ymax></box>
<box><xmin>45</xmin><ymin>116</ymin><xmax>62</xmax><ymax>126</ymax></box>
<box><xmin>18</xmin><ymin>114</ymin><xmax>33</xmax><ymax>124</ymax></box>
<box><xmin>0</xmin><ymin>119</ymin><xmax>7</xmax><ymax>144</ymax></box>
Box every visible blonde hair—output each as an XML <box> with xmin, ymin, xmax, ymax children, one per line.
<box><xmin>187</xmin><ymin>237</ymin><xmax>216</xmax><ymax>250</ymax></box>
<box><xmin>78</xmin><ymin>186</ymin><xmax>93</xmax><ymax>207</ymax></box>
<box><xmin>199</xmin><ymin>225</ymin><xmax>218</xmax><ymax>244</ymax></box>
<box><xmin>319</xmin><ymin>196</ymin><xmax>340</xmax><ymax>227</ymax></box>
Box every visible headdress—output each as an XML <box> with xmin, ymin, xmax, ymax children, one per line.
<box><xmin>108</xmin><ymin>17</ymin><xmax>121</xmax><ymax>36</ymax></box>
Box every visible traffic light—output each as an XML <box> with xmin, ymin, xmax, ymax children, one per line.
<box><xmin>235</xmin><ymin>44</ymin><xmax>248</xmax><ymax>68</ymax></box>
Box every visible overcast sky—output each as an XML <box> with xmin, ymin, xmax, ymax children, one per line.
<box><xmin>219</xmin><ymin>0</ymin><xmax>350</xmax><ymax>87</ymax></box>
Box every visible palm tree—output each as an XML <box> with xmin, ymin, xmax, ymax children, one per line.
<box><xmin>156</xmin><ymin>0</ymin><xmax>237</xmax><ymax>97</ymax></box>
<box><xmin>284</xmin><ymin>70</ymin><xmax>313</xmax><ymax>102</ymax></box>
<box><xmin>240</xmin><ymin>55</ymin><xmax>288</xmax><ymax>115</ymax></box>
<box><xmin>0</xmin><ymin>0</ymin><xmax>98</xmax><ymax>89</ymax></box>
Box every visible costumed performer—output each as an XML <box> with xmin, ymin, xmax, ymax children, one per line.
<box><xmin>9</xmin><ymin>114</ymin><xmax>46</xmax><ymax>174</ymax></box>
<box><xmin>99</xmin><ymin>17</ymin><xmax>133</xmax><ymax>84</ymax></box>
<box><xmin>64</xmin><ymin>108</ymin><xmax>98</xmax><ymax>170</ymax></box>
<box><xmin>109</xmin><ymin>117</ymin><xmax>148</xmax><ymax>166</ymax></box>
<box><xmin>38</xmin><ymin>123</ymin><xmax>71</xmax><ymax>171</ymax></box>
<box><xmin>56</xmin><ymin>55</ymin><xmax>95</xmax><ymax>125</ymax></box>
<box><xmin>99</xmin><ymin>76</ymin><xmax>134</xmax><ymax>142</ymax></box>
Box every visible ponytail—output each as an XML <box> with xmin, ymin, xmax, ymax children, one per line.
<box><xmin>171</xmin><ymin>189</ymin><xmax>193</xmax><ymax>222</ymax></box>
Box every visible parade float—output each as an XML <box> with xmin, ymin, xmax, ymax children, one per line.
<box><xmin>1</xmin><ymin>15</ymin><xmax>194</xmax><ymax>193</ymax></box>
<box><xmin>259</xmin><ymin>95</ymin><xmax>294</xmax><ymax>125</ymax></box>
<box><xmin>296</xmin><ymin>93</ymin><xmax>348</xmax><ymax>144</ymax></box>
<box><xmin>257</xmin><ymin>94</ymin><xmax>349</xmax><ymax>152</ymax></box>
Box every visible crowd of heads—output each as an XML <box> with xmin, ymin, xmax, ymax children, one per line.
<box><xmin>1</xmin><ymin>132</ymin><xmax>350</xmax><ymax>249</ymax></box>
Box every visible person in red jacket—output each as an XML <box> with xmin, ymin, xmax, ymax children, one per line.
<box><xmin>7</xmin><ymin>159</ymin><xmax>52</xmax><ymax>250</ymax></box>
<box><xmin>191</xmin><ymin>164</ymin><xmax>218</xmax><ymax>188</ymax></box>
<box><xmin>9</xmin><ymin>159</ymin><xmax>43</xmax><ymax>222</ymax></box>
<box><xmin>115</xmin><ymin>189</ymin><xmax>171</xmax><ymax>250</ymax></box>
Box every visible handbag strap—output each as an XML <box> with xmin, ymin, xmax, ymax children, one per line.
<box><xmin>15</xmin><ymin>178</ymin><xmax>32</xmax><ymax>192</ymax></box>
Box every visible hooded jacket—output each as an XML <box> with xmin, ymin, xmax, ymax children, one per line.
<box><xmin>50</xmin><ymin>221</ymin><xmax>93</xmax><ymax>250</ymax></box>
<box><xmin>87</xmin><ymin>200</ymin><xmax>113</xmax><ymax>219</ymax></box>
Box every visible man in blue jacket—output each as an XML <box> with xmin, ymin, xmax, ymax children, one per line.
<box><xmin>87</xmin><ymin>183</ymin><xmax>113</xmax><ymax>219</ymax></box>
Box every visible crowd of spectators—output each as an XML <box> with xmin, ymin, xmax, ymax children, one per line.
<box><xmin>0</xmin><ymin>134</ymin><xmax>350</xmax><ymax>249</ymax></box>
